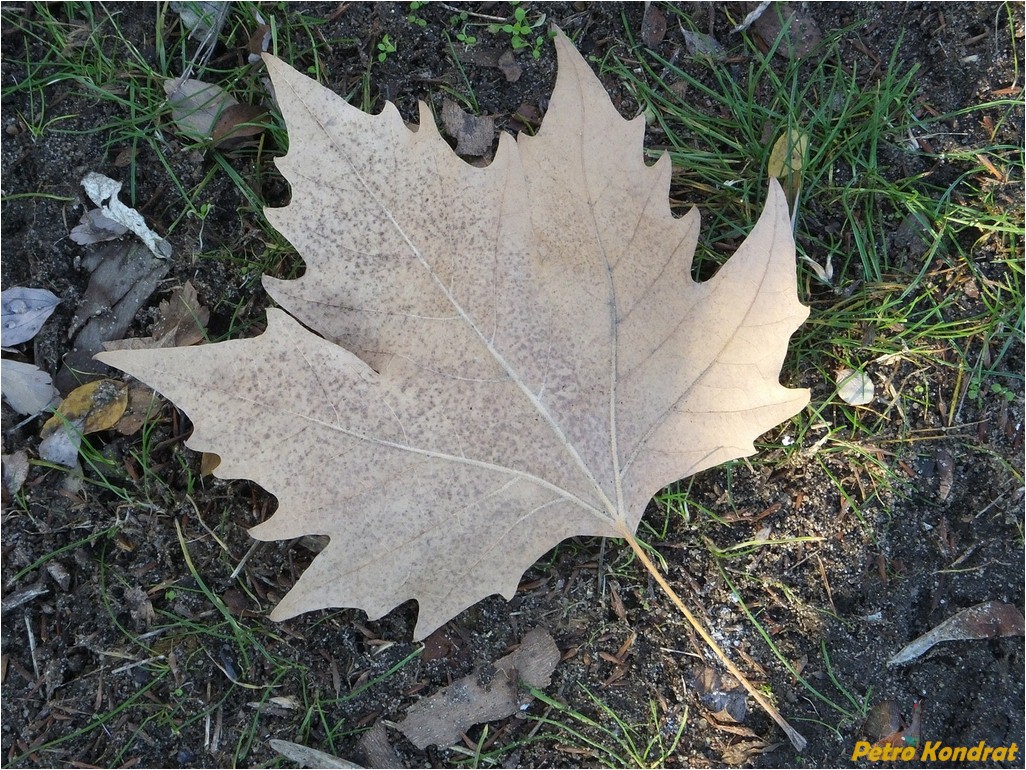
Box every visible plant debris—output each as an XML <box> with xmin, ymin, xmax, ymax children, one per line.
<box><xmin>104</xmin><ymin>281</ymin><xmax>209</xmax><ymax>351</ymax></box>
<box><xmin>888</xmin><ymin>601</ymin><xmax>1026</xmax><ymax>666</ymax></box>
<box><xmin>1</xmin><ymin>287</ymin><xmax>60</xmax><ymax>346</ymax></box>
<box><xmin>440</xmin><ymin>99</ymin><xmax>495</xmax><ymax>158</ymax></box>
<box><xmin>835</xmin><ymin>368</ymin><xmax>875</xmax><ymax>406</ymax></box>
<box><xmin>1</xmin><ymin>360</ymin><xmax>59</xmax><ymax>416</ymax></box>
<box><xmin>69</xmin><ymin>208</ymin><xmax>130</xmax><ymax>246</ymax></box>
<box><xmin>81</xmin><ymin>172</ymin><xmax>171</xmax><ymax>259</ymax></box>
<box><xmin>396</xmin><ymin>627</ymin><xmax>560</xmax><ymax>749</ymax></box>
<box><xmin>38</xmin><ymin>379</ymin><xmax>129</xmax><ymax>466</ymax></box>
<box><xmin>59</xmin><ymin>240</ymin><xmax>169</xmax><ymax>392</ymax></box>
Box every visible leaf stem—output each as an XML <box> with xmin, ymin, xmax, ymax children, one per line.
<box><xmin>617</xmin><ymin>524</ymin><xmax>808</xmax><ymax>752</ymax></box>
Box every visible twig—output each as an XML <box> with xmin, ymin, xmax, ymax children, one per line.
<box><xmin>618</xmin><ymin>524</ymin><xmax>808</xmax><ymax>752</ymax></box>
<box><xmin>730</xmin><ymin>0</ymin><xmax>772</xmax><ymax>34</ymax></box>
<box><xmin>230</xmin><ymin>541</ymin><xmax>260</xmax><ymax>580</ymax></box>
<box><xmin>24</xmin><ymin>615</ymin><xmax>39</xmax><ymax>679</ymax></box>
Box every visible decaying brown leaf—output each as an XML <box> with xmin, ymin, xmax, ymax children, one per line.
<box><xmin>104</xmin><ymin>281</ymin><xmax>210</xmax><ymax>352</ymax></box>
<box><xmin>98</xmin><ymin>31</ymin><xmax>808</xmax><ymax>642</ymax></box>
<box><xmin>1</xmin><ymin>450</ymin><xmax>30</xmax><ymax>498</ymax></box>
<box><xmin>641</xmin><ymin>1</ymin><xmax>667</xmax><ymax>48</ymax></box>
<box><xmin>441</xmin><ymin>99</ymin><xmax>495</xmax><ymax>159</ymax></box>
<box><xmin>60</xmin><ymin>240</ymin><xmax>169</xmax><ymax>392</ymax></box>
<box><xmin>888</xmin><ymin>600</ymin><xmax>1025</xmax><ymax>666</ymax></box>
<box><xmin>752</xmin><ymin>2</ymin><xmax>822</xmax><ymax>59</ymax></box>
<box><xmin>397</xmin><ymin>627</ymin><xmax>559</xmax><ymax>748</ymax></box>
<box><xmin>165</xmin><ymin>77</ymin><xmax>266</xmax><ymax>147</ymax></box>
<box><xmin>111</xmin><ymin>384</ymin><xmax>161</xmax><ymax>436</ymax></box>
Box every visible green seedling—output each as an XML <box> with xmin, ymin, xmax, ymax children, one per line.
<box><xmin>407</xmin><ymin>1</ymin><xmax>428</xmax><ymax>27</ymax></box>
<box><xmin>450</xmin><ymin>11</ymin><xmax>477</xmax><ymax>45</ymax></box>
<box><xmin>377</xmin><ymin>34</ymin><xmax>396</xmax><ymax>62</ymax></box>
<box><xmin>487</xmin><ymin>3</ymin><xmax>550</xmax><ymax>59</ymax></box>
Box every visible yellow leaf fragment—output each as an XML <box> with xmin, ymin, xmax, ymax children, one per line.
<box><xmin>42</xmin><ymin>379</ymin><xmax>128</xmax><ymax>437</ymax></box>
<box><xmin>768</xmin><ymin>128</ymin><xmax>808</xmax><ymax>177</ymax></box>
<box><xmin>200</xmin><ymin>452</ymin><xmax>221</xmax><ymax>476</ymax></box>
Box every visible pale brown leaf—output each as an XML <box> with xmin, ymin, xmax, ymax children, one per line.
<box><xmin>397</xmin><ymin>627</ymin><xmax>559</xmax><ymax>748</ymax></box>
<box><xmin>97</xmin><ymin>30</ymin><xmax>809</xmax><ymax>639</ymax></box>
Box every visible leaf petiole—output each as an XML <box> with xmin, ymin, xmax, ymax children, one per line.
<box><xmin>617</xmin><ymin>523</ymin><xmax>808</xmax><ymax>752</ymax></box>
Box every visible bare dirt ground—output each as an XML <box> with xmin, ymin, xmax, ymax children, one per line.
<box><xmin>2</xmin><ymin>2</ymin><xmax>1023</xmax><ymax>768</ymax></box>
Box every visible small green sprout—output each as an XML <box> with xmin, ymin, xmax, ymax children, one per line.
<box><xmin>451</xmin><ymin>11</ymin><xmax>477</xmax><ymax>45</ymax></box>
<box><xmin>377</xmin><ymin>34</ymin><xmax>396</xmax><ymax>62</ymax></box>
<box><xmin>487</xmin><ymin>2</ymin><xmax>550</xmax><ymax>59</ymax></box>
<box><xmin>990</xmin><ymin>381</ymin><xmax>1017</xmax><ymax>402</ymax></box>
<box><xmin>407</xmin><ymin>1</ymin><xmax>428</xmax><ymax>27</ymax></box>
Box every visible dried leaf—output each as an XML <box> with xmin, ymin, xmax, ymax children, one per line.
<box><xmin>59</xmin><ymin>240</ymin><xmax>169</xmax><ymax>392</ymax></box>
<box><xmin>935</xmin><ymin>447</ymin><xmax>954</xmax><ymax>501</ymax></box>
<box><xmin>165</xmin><ymin>77</ymin><xmax>237</xmax><ymax>140</ymax></box>
<box><xmin>680</xmin><ymin>29</ymin><xmax>726</xmax><ymax>61</ymax></box>
<box><xmin>888</xmin><ymin>601</ymin><xmax>1026</xmax><ymax>666</ymax></box>
<box><xmin>39</xmin><ymin>379</ymin><xmax>128</xmax><ymax>465</ymax></box>
<box><xmin>171</xmin><ymin>1</ymin><xmax>228</xmax><ymax>42</ymax></box>
<box><xmin>720</xmin><ymin>738</ymin><xmax>782</xmax><ymax>765</ymax></box>
<box><xmin>497</xmin><ymin>49</ymin><xmax>522</xmax><ymax>83</ymax></box>
<box><xmin>165</xmin><ymin>77</ymin><xmax>265</xmax><ymax>148</ymax></box>
<box><xmin>81</xmin><ymin>173</ymin><xmax>171</xmax><ymax>259</ymax></box>
<box><xmin>767</xmin><ymin>128</ymin><xmax>808</xmax><ymax>213</ymax></box>
<box><xmin>835</xmin><ymin>368</ymin><xmax>874</xmax><ymax>406</ymax></box>
<box><xmin>1</xmin><ymin>450</ymin><xmax>30</xmax><ymax>497</ymax></box>
<box><xmin>70</xmin><ymin>208</ymin><xmax>130</xmax><ymax>246</ymax></box>
<box><xmin>200</xmin><ymin>452</ymin><xmax>221</xmax><ymax>475</ymax></box>
<box><xmin>124</xmin><ymin>585</ymin><xmax>155</xmax><ymax>627</ymax></box>
<box><xmin>441</xmin><ymin>99</ymin><xmax>495</xmax><ymax>158</ymax></box>
<box><xmin>97</xmin><ymin>30</ymin><xmax>809</xmax><ymax>639</ymax></box>
<box><xmin>38</xmin><ymin>425</ymin><xmax>83</xmax><ymax>467</ymax></box>
<box><xmin>752</xmin><ymin>2</ymin><xmax>822</xmax><ymax>60</ymax></box>
<box><xmin>247</xmin><ymin>23</ymin><xmax>272</xmax><ymax>61</ymax></box>
<box><xmin>104</xmin><ymin>281</ymin><xmax>209</xmax><ymax>352</ymax></box>
<box><xmin>153</xmin><ymin>281</ymin><xmax>209</xmax><ymax>345</ymax></box>
<box><xmin>211</xmin><ymin>102</ymin><xmax>268</xmax><ymax>147</ymax></box>
<box><xmin>42</xmin><ymin>379</ymin><xmax>129</xmax><ymax>436</ymax></box>
<box><xmin>268</xmin><ymin>739</ymin><xmax>363</xmax><ymax>769</ymax></box>
<box><xmin>693</xmin><ymin>665</ymin><xmax>748</xmax><ymax>723</ymax></box>
<box><xmin>1</xmin><ymin>360</ymin><xmax>59</xmax><ymax>415</ymax></box>
<box><xmin>111</xmin><ymin>385</ymin><xmax>161</xmax><ymax>436</ymax></box>
<box><xmin>864</xmin><ymin>699</ymin><xmax>918</xmax><ymax>746</ymax></box>
<box><xmin>863</xmin><ymin>700</ymin><xmax>902</xmax><ymax>742</ymax></box>
<box><xmin>641</xmin><ymin>1</ymin><xmax>667</xmax><ymax>48</ymax></box>
<box><xmin>1</xmin><ymin>287</ymin><xmax>60</xmax><ymax>346</ymax></box>
<box><xmin>397</xmin><ymin>627</ymin><xmax>560</xmax><ymax>748</ymax></box>
<box><xmin>768</xmin><ymin>130</ymin><xmax>808</xmax><ymax>178</ymax></box>
<box><xmin>356</xmin><ymin>722</ymin><xmax>402</xmax><ymax>769</ymax></box>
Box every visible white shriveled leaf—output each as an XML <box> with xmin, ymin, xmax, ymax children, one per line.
<box><xmin>98</xmin><ymin>30</ymin><xmax>809</xmax><ymax>639</ymax></box>
<box><xmin>81</xmin><ymin>173</ymin><xmax>172</xmax><ymax>259</ymax></box>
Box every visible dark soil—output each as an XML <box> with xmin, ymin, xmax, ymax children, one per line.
<box><xmin>2</xmin><ymin>3</ymin><xmax>1023</xmax><ymax>768</ymax></box>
